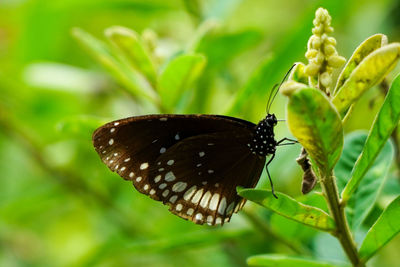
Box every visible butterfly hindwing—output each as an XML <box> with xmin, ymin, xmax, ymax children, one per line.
<box><xmin>149</xmin><ymin>132</ymin><xmax>265</xmax><ymax>225</ymax></box>
<box><xmin>92</xmin><ymin>114</ymin><xmax>265</xmax><ymax>225</ymax></box>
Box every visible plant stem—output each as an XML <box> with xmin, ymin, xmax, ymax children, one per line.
<box><xmin>320</xmin><ymin>171</ymin><xmax>364</xmax><ymax>267</ymax></box>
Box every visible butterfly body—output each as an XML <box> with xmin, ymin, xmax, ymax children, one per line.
<box><xmin>93</xmin><ymin>114</ymin><xmax>278</xmax><ymax>225</ymax></box>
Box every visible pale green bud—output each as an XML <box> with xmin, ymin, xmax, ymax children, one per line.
<box><xmin>327</xmin><ymin>55</ymin><xmax>346</xmax><ymax>68</ymax></box>
<box><xmin>305</xmin><ymin>63</ymin><xmax>320</xmax><ymax>76</ymax></box>
<box><xmin>305</xmin><ymin>49</ymin><xmax>318</xmax><ymax>59</ymax></box>
<box><xmin>320</xmin><ymin>71</ymin><xmax>332</xmax><ymax>88</ymax></box>
<box><xmin>324</xmin><ymin>44</ymin><xmax>336</xmax><ymax>56</ymax></box>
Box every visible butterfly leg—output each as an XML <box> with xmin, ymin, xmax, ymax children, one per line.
<box><xmin>265</xmin><ymin>153</ymin><xmax>278</xmax><ymax>199</ymax></box>
<box><xmin>277</xmin><ymin>137</ymin><xmax>298</xmax><ymax>146</ymax></box>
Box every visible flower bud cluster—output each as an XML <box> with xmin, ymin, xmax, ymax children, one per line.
<box><xmin>305</xmin><ymin>8</ymin><xmax>346</xmax><ymax>90</ymax></box>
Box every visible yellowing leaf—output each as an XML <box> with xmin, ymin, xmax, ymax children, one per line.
<box><xmin>286</xmin><ymin>88</ymin><xmax>343</xmax><ymax>172</ymax></box>
<box><xmin>333</xmin><ymin>34</ymin><xmax>388</xmax><ymax>95</ymax></box>
<box><xmin>332</xmin><ymin>43</ymin><xmax>400</xmax><ymax>117</ymax></box>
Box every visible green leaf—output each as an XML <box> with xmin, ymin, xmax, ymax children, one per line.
<box><xmin>158</xmin><ymin>53</ymin><xmax>206</xmax><ymax>110</ymax></box>
<box><xmin>332</xmin><ymin>43</ymin><xmax>400</xmax><ymax>117</ymax></box>
<box><xmin>72</xmin><ymin>28</ymin><xmax>158</xmax><ymax>103</ymax></box>
<box><xmin>341</xmin><ymin>74</ymin><xmax>400</xmax><ymax>202</ymax></box>
<box><xmin>105</xmin><ymin>26</ymin><xmax>157</xmax><ymax>87</ymax></box>
<box><xmin>334</xmin><ymin>132</ymin><xmax>393</xmax><ymax>231</ymax></box>
<box><xmin>247</xmin><ymin>254</ymin><xmax>346</xmax><ymax>267</ymax></box>
<box><xmin>286</xmin><ymin>88</ymin><xmax>343</xmax><ymax>172</ymax></box>
<box><xmin>225</xmin><ymin>55</ymin><xmax>274</xmax><ymax>116</ymax></box>
<box><xmin>359</xmin><ymin>196</ymin><xmax>400</xmax><ymax>262</ymax></box>
<box><xmin>237</xmin><ymin>188</ymin><xmax>335</xmax><ymax>232</ymax></box>
<box><xmin>333</xmin><ymin>34</ymin><xmax>388</xmax><ymax>95</ymax></box>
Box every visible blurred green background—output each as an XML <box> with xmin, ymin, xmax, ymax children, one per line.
<box><xmin>1</xmin><ymin>0</ymin><xmax>400</xmax><ymax>266</ymax></box>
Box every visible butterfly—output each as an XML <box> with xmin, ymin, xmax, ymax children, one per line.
<box><xmin>92</xmin><ymin>69</ymin><xmax>296</xmax><ymax>226</ymax></box>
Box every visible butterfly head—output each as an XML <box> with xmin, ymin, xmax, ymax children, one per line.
<box><xmin>265</xmin><ymin>113</ymin><xmax>277</xmax><ymax>127</ymax></box>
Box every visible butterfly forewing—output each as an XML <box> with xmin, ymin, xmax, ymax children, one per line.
<box><xmin>93</xmin><ymin>114</ymin><xmax>265</xmax><ymax>225</ymax></box>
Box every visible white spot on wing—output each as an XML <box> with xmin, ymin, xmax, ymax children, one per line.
<box><xmin>136</xmin><ymin>177</ymin><xmax>142</xmax><ymax>182</ymax></box>
<box><xmin>162</xmin><ymin>189</ymin><xmax>169</xmax><ymax>197</ymax></box>
<box><xmin>175</xmin><ymin>134</ymin><xmax>180</xmax><ymax>140</ymax></box>
<box><xmin>129</xmin><ymin>172</ymin><xmax>134</xmax><ymax>178</ymax></box>
<box><xmin>183</xmin><ymin>186</ymin><xmax>197</xmax><ymax>200</ymax></box>
<box><xmin>160</xmin><ymin>147</ymin><xmax>166</xmax><ymax>153</ymax></box>
<box><xmin>124</xmin><ymin>158</ymin><xmax>130</xmax><ymax>162</ymax></box>
<box><xmin>200</xmin><ymin>191</ymin><xmax>212</xmax><ymax>208</ymax></box>
<box><xmin>150</xmin><ymin>189</ymin><xmax>156</xmax><ymax>195</ymax></box>
<box><xmin>172</xmin><ymin>182</ymin><xmax>187</xmax><ymax>192</ymax></box>
<box><xmin>165</xmin><ymin>171</ymin><xmax>176</xmax><ymax>182</ymax></box>
<box><xmin>209</xmin><ymin>193</ymin><xmax>220</xmax><ymax>211</ymax></box>
<box><xmin>195</xmin><ymin>213</ymin><xmax>203</xmax><ymax>221</ymax></box>
<box><xmin>110</xmin><ymin>128</ymin><xmax>115</xmax><ymax>133</ymax></box>
<box><xmin>187</xmin><ymin>208</ymin><xmax>194</xmax><ymax>216</ymax></box>
<box><xmin>199</xmin><ymin>152</ymin><xmax>205</xmax><ymax>157</ymax></box>
<box><xmin>109</xmin><ymin>139</ymin><xmax>114</xmax><ymax>145</ymax></box>
<box><xmin>218</xmin><ymin>197</ymin><xmax>227</xmax><ymax>215</ymax></box>
<box><xmin>154</xmin><ymin>175</ymin><xmax>161</xmax><ymax>183</ymax></box>
<box><xmin>140</xmin><ymin>162</ymin><xmax>149</xmax><ymax>170</ymax></box>
<box><xmin>114</xmin><ymin>122</ymin><xmax>119</xmax><ymax>126</ymax></box>
<box><xmin>167</xmin><ymin>160</ymin><xmax>174</xmax><ymax>165</ymax></box>
<box><xmin>159</xmin><ymin>183</ymin><xmax>167</xmax><ymax>189</ymax></box>
<box><xmin>169</xmin><ymin>195</ymin><xmax>178</xmax><ymax>203</ymax></box>
<box><xmin>192</xmin><ymin>189</ymin><xmax>204</xmax><ymax>204</ymax></box>
<box><xmin>176</xmin><ymin>204</ymin><xmax>183</xmax><ymax>211</ymax></box>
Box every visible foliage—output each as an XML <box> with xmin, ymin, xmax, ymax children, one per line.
<box><xmin>1</xmin><ymin>1</ymin><xmax>400</xmax><ymax>266</ymax></box>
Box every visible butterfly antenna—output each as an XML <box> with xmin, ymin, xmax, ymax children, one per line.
<box><xmin>266</xmin><ymin>84</ymin><xmax>279</xmax><ymax>113</ymax></box>
<box><xmin>267</xmin><ymin>64</ymin><xmax>297</xmax><ymax>113</ymax></box>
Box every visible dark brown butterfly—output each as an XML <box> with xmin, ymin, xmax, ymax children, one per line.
<box><xmin>92</xmin><ymin>113</ymin><xmax>297</xmax><ymax>226</ymax></box>
<box><xmin>92</xmin><ymin>69</ymin><xmax>296</xmax><ymax>226</ymax></box>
